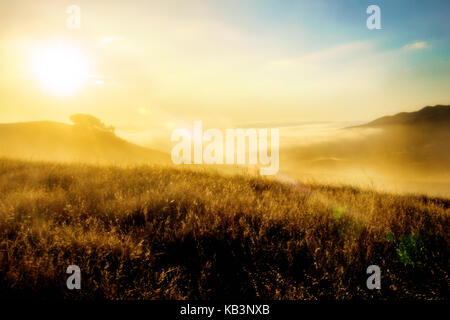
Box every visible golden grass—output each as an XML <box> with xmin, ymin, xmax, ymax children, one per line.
<box><xmin>0</xmin><ymin>158</ymin><xmax>448</xmax><ymax>300</ymax></box>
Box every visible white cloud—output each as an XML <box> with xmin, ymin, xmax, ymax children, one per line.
<box><xmin>403</xmin><ymin>41</ymin><xmax>429</xmax><ymax>51</ymax></box>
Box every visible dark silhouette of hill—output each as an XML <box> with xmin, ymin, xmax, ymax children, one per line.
<box><xmin>284</xmin><ymin>105</ymin><xmax>450</xmax><ymax>189</ymax></box>
<box><xmin>353</xmin><ymin>105</ymin><xmax>450</xmax><ymax>128</ymax></box>
<box><xmin>349</xmin><ymin>105</ymin><xmax>450</xmax><ymax>170</ymax></box>
<box><xmin>0</xmin><ymin>120</ymin><xmax>169</xmax><ymax>164</ymax></box>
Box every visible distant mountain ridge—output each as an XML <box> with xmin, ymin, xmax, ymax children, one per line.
<box><xmin>355</xmin><ymin>105</ymin><xmax>450</xmax><ymax>128</ymax></box>
<box><xmin>0</xmin><ymin>120</ymin><xmax>169</xmax><ymax>164</ymax></box>
<box><xmin>287</xmin><ymin>104</ymin><xmax>450</xmax><ymax>180</ymax></box>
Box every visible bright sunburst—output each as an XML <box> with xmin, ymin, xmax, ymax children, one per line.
<box><xmin>30</xmin><ymin>43</ymin><xmax>89</xmax><ymax>96</ymax></box>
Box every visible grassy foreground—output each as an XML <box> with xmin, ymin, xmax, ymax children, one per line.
<box><xmin>0</xmin><ymin>158</ymin><xmax>448</xmax><ymax>300</ymax></box>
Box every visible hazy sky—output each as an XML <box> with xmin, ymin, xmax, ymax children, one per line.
<box><xmin>1</xmin><ymin>0</ymin><xmax>449</xmax><ymax>142</ymax></box>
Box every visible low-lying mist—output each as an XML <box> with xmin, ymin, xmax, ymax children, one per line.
<box><xmin>279</xmin><ymin>123</ymin><xmax>450</xmax><ymax>197</ymax></box>
<box><xmin>1</xmin><ymin>106</ymin><xmax>449</xmax><ymax>198</ymax></box>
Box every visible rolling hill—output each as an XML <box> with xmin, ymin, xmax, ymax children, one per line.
<box><xmin>345</xmin><ymin>105</ymin><xmax>450</xmax><ymax>170</ymax></box>
<box><xmin>282</xmin><ymin>105</ymin><xmax>450</xmax><ymax>196</ymax></box>
<box><xmin>355</xmin><ymin>105</ymin><xmax>450</xmax><ymax>128</ymax></box>
<box><xmin>0</xmin><ymin>120</ymin><xmax>169</xmax><ymax>164</ymax></box>
<box><xmin>286</xmin><ymin>105</ymin><xmax>450</xmax><ymax>167</ymax></box>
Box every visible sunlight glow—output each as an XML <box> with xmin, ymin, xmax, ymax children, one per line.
<box><xmin>30</xmin><ymin>43</ymin><xmax>89</xmax><ymax>96</ymax></box>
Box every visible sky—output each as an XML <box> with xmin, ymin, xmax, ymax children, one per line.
<box><xmin>0</xmin><ymin>0</ymin><xmax>449</xmax><ymax>147</ymax></box>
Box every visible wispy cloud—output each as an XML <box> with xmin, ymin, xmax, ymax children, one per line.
<box><xmin>270</xmin><ymin>41</ymin><xmax>374</xmax><ymax>67</ymax></box>
<box><xmin>403</xmin><ymin>41</ymin><xmax>429</xmax><ymax>51</ymax></box>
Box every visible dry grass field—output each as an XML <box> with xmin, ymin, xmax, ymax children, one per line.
<box><xmin>0</xmin><ymin>158</ymin><xmax>448</xmax><ymax>300</ymax></box>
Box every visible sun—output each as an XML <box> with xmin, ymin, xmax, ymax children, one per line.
<box><xmin>30</xmin><ymin>43</ymin><xmax>89</xmax><ymax>96</ymax></box>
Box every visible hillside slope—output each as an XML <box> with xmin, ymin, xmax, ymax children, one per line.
<box><xmin>0</xmin><ymin>159</ymin><xmax>448</xmax><ymax>299</ymax></box>
<box><xmin>0</xmin><ymin>121</ymin><xmax>169</xmax><ymax>164</ymax></box>
<box><xmin>357</xmin><ymin>105</ymin><xmax>450</xmax><ymax>128</ymax></box>
<box><xmin>346</xmin><ymin>105</ymin><xmax>450</xmax><ymax>170</ymax></box>
<box><xmin>286</xmin><ymin>105</ymin><xmax>450</xmax><ymax>172</ymax></box>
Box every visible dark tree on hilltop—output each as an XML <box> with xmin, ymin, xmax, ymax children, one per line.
<box><xmin>70</xmin><ymin>114</ymin><xmax>115</xmax><ymax>133</ymax></box>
